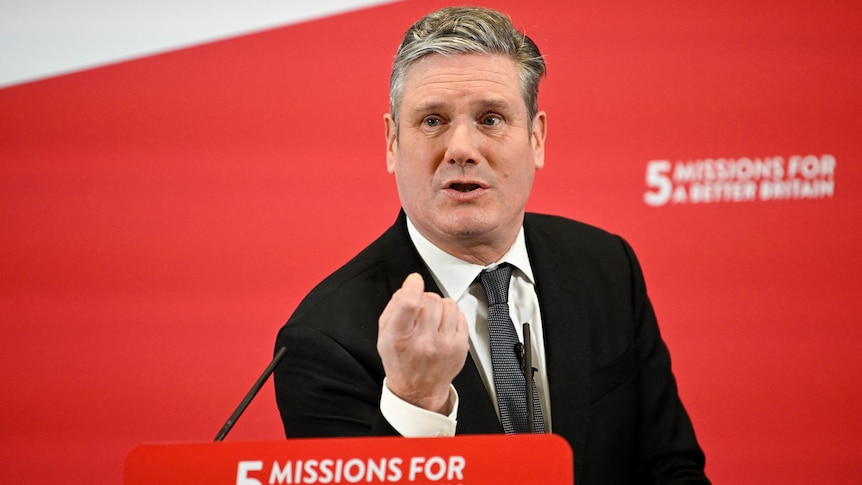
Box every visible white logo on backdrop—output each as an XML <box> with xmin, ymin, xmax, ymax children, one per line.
<box><xmin>644</xmin><ymin>155</ymin><xmax>836</xmax><ymax>207</ymax></box>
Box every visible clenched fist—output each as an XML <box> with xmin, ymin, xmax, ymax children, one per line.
<box><xmin>377</xmin><ymin>273</ymin><xmax>469</xmax><ymax>414</ymax></box>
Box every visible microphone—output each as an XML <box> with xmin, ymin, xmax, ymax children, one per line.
<box><xmin>214</xmin><ymin>346</ymin><xmax>287</xmax><ymax>442</ymax></box>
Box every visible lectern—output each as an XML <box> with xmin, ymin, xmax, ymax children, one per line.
<box><xmin>125</xmin><ymin>434</ymin><xmax>572</xmax><ymax>484</ymax></box>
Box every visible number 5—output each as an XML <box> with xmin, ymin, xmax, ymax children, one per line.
<box><xmin>237</xmin><ymin>461</ymin><xmax>263</xmax><ymax>485</ymax></box>
<box><xmin>644</xmin><ymin>160</ymin><xmax>672</xmax><ymax>207</ymax></box>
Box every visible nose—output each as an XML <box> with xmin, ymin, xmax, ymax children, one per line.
<box><xmin>444</xmin><ymin>120</ymin><xmax>479</xmax><ymax>166</ymax></box>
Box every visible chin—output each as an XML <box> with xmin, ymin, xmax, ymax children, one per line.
<box><xmin>435</xmin><ymin>213</ymin><xmax>499</xmax><ymax>239</ymax></box>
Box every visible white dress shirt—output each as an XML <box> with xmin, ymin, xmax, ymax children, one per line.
<box><xmin>379</xmin><ymin>217</ymin><xmax>552</xmax><ymax>436</ymax></box>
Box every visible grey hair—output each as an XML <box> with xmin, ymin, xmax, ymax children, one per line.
<box><xmin>389</xmin><ymin>6</ymin><xmax>546</xmax><ymax>124</ymax></box>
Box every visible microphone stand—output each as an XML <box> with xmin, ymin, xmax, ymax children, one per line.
<box><xmin>214</xmin><ymin>346</ymin><xmax>287</xmax><ymax>441</ymax></box>
<box><xmin>523</xmin><ymin>322</ymin><xmax>536</xmax><ymax>433</ymax></box>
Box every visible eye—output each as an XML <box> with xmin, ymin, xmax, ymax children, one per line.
<box><xmin>423</xmin><ymin>116</ymin><xmax>442</xmax><ymax>127</ymax></box>
<box><xmin>480</xmin><ymin>114</ymin><xmax>502</xmax><ymax>126</ymax></box>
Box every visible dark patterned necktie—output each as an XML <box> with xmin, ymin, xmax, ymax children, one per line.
<box><xmin>478</xmin><ymin>263</ymin><xmax>545</xmax><ymax>434</ymax></box>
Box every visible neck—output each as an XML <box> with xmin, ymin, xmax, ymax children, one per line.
<box><xmin>436</xmin><ymin>240</ymin><xmax>513</xmax><ymax>266</ymax></box>
<box><xmin>408</xmin><ymin>219</ymin><xmax>521</xmax><ymax>266</ymax></box>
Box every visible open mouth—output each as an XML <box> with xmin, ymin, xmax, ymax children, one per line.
<box><xmin>449</xmin><ymin>183</ymin><xmax>481</xmax><ymax>192</ymax></box>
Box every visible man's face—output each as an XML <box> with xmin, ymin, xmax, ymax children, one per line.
<box><xmin>385</xmin><ymin>53</ymin><xmax>546</xmax><ymax>263</ymax></box>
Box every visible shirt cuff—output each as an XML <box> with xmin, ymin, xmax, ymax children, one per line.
<box><xmin>379</xmin><ymin>377</ymin><xmax>459</xmax><ymax>437</ymax></box>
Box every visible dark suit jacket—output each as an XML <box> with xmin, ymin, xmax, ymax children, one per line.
<box><xmin>274</xmin><ymin>211</ymin><xmax>709</xmax><ymax>484</ymax></box>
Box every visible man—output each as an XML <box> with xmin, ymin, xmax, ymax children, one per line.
<box><xmin>274</xmin><ymin>6</ymin><xmax>709</xmax><ymax>484</ymax></box>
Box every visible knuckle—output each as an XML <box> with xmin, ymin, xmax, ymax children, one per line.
<box><xmin>421</xmin><ymin>292</ymin><xmax>442</xmax><ymax>307</ymax></box>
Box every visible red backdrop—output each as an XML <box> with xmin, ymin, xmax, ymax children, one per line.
<box><xmin>2</xmin><ymin>0</ymin><xmax>860</xmax><ymax>483</ymax></box>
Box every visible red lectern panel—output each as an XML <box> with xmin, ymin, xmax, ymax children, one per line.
<box><xmin>125</xmin><ymin>434</ymin><xmax>572</xmax><ymax>484</ymax></box>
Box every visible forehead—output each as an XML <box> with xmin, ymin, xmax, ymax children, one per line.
<box><xmin>399</xmin><ymin>53</ymin><xmax>523</xmax><ymax>110</ymax></box>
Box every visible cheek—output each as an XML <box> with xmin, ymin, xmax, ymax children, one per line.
<box><xmin>395</xmin><ymin>159</ymin><xmax>434</xmax><ymax>195</ymax></box>
<box><xmin>503</xmin><ymin>163</ymin><xmax>537</xmax><ymax>199</ymax></box>
<box><xmin>404</xmin><ymin>150</ymin><xmax>443</xmax><ymax>179</ymax></box>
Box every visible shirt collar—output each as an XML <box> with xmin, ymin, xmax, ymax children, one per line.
<box><xmin>406</xmin><ymin>216</ymin><xmax>535</xmax><ymax>300</ymax></box>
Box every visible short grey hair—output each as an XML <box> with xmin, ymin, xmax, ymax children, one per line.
<box><xmin>389</xmin><ymin>6</ymin><xmax>546</xmax><ymax>124</ymax></box>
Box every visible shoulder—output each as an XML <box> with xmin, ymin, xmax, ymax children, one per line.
<box><xmin>524</xmin><ymin>212</ymin><xmax>632</xmax><ymax>256</ymax></box>
<box><xmin>523</xmin><ymin>212</ymin><xmax>644</xmax><ymax>283</ymax></box>
<box><xmin>525</xmin><ymin>212</ymin><xmax>615</xmax><ymax>238</ymax></box>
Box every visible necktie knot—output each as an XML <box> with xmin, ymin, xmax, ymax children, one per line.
<box><xmin>478</xmin><ymin>263</ymin><xmax>513</xmax><ymax>307</ymax></box>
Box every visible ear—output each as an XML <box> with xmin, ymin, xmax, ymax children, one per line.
<box><xmin>384</xmin><ymin>113</ymin><xmax>398</xmax><ymax>174</ymax></box>
<box><xmin>530</xmin><ymin>110</ymin><xmax>547</xmax><ymax>170</ymax></box>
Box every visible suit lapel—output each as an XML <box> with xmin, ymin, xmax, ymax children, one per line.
<box><xmin>381</xmin><ymin>212</ymin><xmax>438</xmax><ymax>296</ymax></box>
<box><xmin>525</xmin><ymin>216</ymin><xmax>592</xmax><ymax>479</ymax></box>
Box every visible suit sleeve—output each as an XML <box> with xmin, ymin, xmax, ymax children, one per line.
<box><xmin>274</xmin><ymin>324</ymin><xmax>398</xmax><ymax>437</ymax></box>
<box><xmin>621</xmin><ymin>238</ymin><xmax>711</xmax><ymax>484</ymax></box>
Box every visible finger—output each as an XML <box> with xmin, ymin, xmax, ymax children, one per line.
<box><xmin>438</xmin><ymin>298</ymin><xmax>461</xmax><ymax>334</ymax></box>
<box><xmin>456</xmin><ymin>308</ymin><xmax>468</xmax><ymax>337</ymax></box>
<box><xmin>379</xmin><ymin>273</ymin><xmax>425</xmax><ymax>334</ymax></box>
<box><xmin>401</xmin><ymin>272</ymin><xmax>425</xmax><ymax>297</ymax></box>
<box><xmin>415</xmin><ymin>292</ymin><xmax>443</xmax><ymax>336</ymax></box>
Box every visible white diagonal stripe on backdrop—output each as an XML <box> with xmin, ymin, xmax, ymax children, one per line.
<box><xmin>0</xmin><ymin>0</ymin><xmax>399</xmax><ymax>88</ymax></box>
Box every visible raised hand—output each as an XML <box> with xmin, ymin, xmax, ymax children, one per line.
<box><xmin>377</xmin><ymin>273</ymin><xmax>470</xmax><ymax>414</ymax></box>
